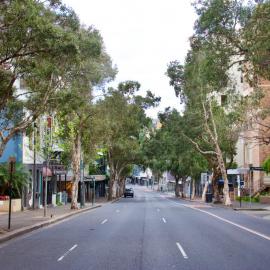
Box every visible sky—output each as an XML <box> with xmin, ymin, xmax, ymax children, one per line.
<box><xmin>63</xmin><ymin>0</ymin><xmax>197</xmax><ymax>118</ymax></box>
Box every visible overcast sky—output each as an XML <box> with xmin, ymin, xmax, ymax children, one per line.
<box><xmin>63</xmin><ymin>0</ymin><xmax>197</xmax><ymax>118</ymax></box>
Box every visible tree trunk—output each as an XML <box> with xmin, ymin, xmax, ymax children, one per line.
<box><xmin>191</xmin><ymin>178</ymin><xmax>196</xmax><ymax>199</ymax></box>
<box><xmin>119</xmin><ymin>178</ymin><xmax>125</xmax><ymax>197</ymax></box>
<box><xmin>175</xmin><ymin>177</ymin><xmax>180</xmax><ymax>197</ymax></box>
<box><xmin>108</xmin><ymin>173</ymin><xmax>115</xmax><ymax>201</ymax></box>
<box><xmin>212</xmin><ymin>165</ymin><xmax>221</xmax><ymax>203</ymax></box>
<box><xmin>108</xmin><ymin>179</ymin><xmax>113</xmax><ymax>201</ymax></box>
<box><xmin>112</xmin><ymin>180</ymin><xmax>117</xmax><ymax>198</ymax></box>
<box><xmin>71</xmin><ymin>132</ymin><xmax>81</xmax><ymax>209</ymax></box>
<box><xmin>202</xmin><ymin>181</ymin><xmax>208</xmax><ymax>202</ymax></box>
<box><xmin>216</xmin><ymin>146</ymin><xmax>231</xmax><ymax>206</ymax></box>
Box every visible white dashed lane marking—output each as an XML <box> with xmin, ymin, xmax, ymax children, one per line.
<box><xmin>57</xmin><ymin>244</ymin><xmax>78</xmax><ymax>262</ymax></box>
<box><xmin>176</xmin><ymin>242</ymin><xmax>188</xmax><ymax>259</ymax></box>
<box><xmin>101</xmin><ymin>219</ymin><xmax>108</xmax><ymax>224</ymax></box>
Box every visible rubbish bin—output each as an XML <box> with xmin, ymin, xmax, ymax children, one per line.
<box><xmin>205</xmin><ymin>193</ymin><xmax>213</xmax><ymax>203</ymax></box>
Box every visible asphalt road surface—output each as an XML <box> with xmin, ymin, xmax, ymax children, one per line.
<box><xmin>1</xmin><ymin>185</ymin><xmax>270</xmax><ymax>270</ymax></box>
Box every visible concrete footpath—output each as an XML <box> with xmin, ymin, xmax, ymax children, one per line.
<box><xmin>0</xmin><ymin>198</ymin><xmax>112</xmax><ymax>244</ymax></box>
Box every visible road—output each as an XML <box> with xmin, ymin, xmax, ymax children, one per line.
<box><xmin>1</xmin><ymin>186</ymin><xmax>270</xmax><ymax>270</ymax></box>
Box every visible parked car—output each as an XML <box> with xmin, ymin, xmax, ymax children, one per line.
<box><xmin>124</xmin><ymin>188</ymin><xmax>134</xmax><ymax>198</ymax></box>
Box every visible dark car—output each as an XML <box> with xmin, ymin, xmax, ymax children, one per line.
<box><xmin>124</xmin><ymin>188</ymin><xmax>134</xmax><ymax>198</ymax></box>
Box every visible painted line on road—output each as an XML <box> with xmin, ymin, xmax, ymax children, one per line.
<box><xmin>101</xmin><ymin>219</ymin><xmax>108</xmax><ymax>224</ymax></box>
<box><xmin>57</xmin><ymin>244</ymin><xmax>78</xmax><ymax>262</ymax></box>
<box><xmin>116</xmin><ymin>209</ymin><xmax>120</xmax><ymax>213</ymax></box>
<box><xmin>161</xmin><ymin>195</ymin><xmax>270</xmax><ymax>242</ymax></box>
<box><xmin>157</xmin><ymin>208</ymin><xmax>160</xmax><ymax>212</ymax></box>
<box><xmin>176</xmin><ymin>242</ymin><xmax>188</xmax><ymax>259</ymax></box>
<box><xmin>187</xmin><ymin>207</ymin><xmax>270</xmax><ymax>241</ymax></box>
<box><xmin>162</xmin><ymin>217</ymin><xmax>167</xmax><ymax>223</ymax></box>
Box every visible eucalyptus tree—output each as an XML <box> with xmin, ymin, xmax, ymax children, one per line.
<box><xmin>143</xmin><ymin>108</ymin><xmax>208</xmax><ymax>197</ymax></box>
<box><xmin>93</xmin><ymin>81</ymin><xmax>160</xmax><ymax>200</ymax></box>
<box><xmin>56</xmin><ymin>27</ymin><xmax>115</xmax><ymax>209</ymax></box>
<box><xmin>0</xmin><ymin>0</ymin><xmax>80</xmax><ymax>157</ymax></box>
<box><xmin>167</xmin><ymin>46</ymin><xmax>239</xmax><ymax>205</ymax></box>
<box><xmin>193</xmin><ymin>0</ymin><xmax>270</xmax><ymax>143</ymax></box>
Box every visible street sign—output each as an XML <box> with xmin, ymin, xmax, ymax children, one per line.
<box><xmin>250</xmin><ymin>166</ymin><xmax>264</xmax><ymax>171</ymax></box>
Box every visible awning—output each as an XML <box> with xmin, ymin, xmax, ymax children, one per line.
<box><xmin>84</xmin><ymin>175</ymin><xmax>106</xmax><ymax>182</ymax></box>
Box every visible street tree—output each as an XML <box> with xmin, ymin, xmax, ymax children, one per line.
<box><xmin>0</xmin><ymin>0</ymin><xmax>81</xmax><ymax>157</ymax></box>
<box><xmin>93</xmin><ymin>82</ymin><xmax>160</xmax><ymax>200</ymax></box>
<box><xmin>192</xmin><ymin>0</ymin><xmax>270</xmax><ymax>144</ymax></box>
<box><xmin>167</xmin><ymin>46</ymin><xmax>239</xmax><ymax>205</ymax></box>
<box><xmin>56</xmin><ymin>27</ymin><xmax>115</xmax><ymax>209</ymax></box>
<box><xmin>143</xmin><ymin>108</ymin><xmax>208</xmax><ymax>197</ymax></box>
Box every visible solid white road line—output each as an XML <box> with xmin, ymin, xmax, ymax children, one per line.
<box><xmin>101</xmin><ymin>219</ymin><xmax>108</xmax><ymax>224</ymax></box>
<box><xmin>187</xmin><ymin>207</ymin><xmax>270</xmax><ymax>241</ymax></box>
<box><xmin>116</xmin><ymin>209</ymin><xmax>120</xmax><ymax>213</ymax></box>
<box><xmin>162</xmin><ymin>217</ymin><xmax>167</xmax><ymax>223</ymax></box>
<box><xmin>57</xmin><ymin>244</ymin><xmax>78</xmax><ymax>262</ymax></box>
<box><xmin>162</xmin><ymin>196</ymin><xmax>270</xmax><ymax>242</ymax></box>
<box><xmin>176</xmin><ymin>242</ymin><xmax>188</xmax><ymax>259</ymax></box>
<box><xmin>157</xmin><ymin>208</ymin><xmax>160</xmax><ymax>212</ymax></box>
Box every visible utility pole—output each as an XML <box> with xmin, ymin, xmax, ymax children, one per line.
<box><xmin>8</xmin><ymin>157</ymin><xmax>16</xmax><ymax>230</ymax></box>
<box><xmin>93</xmin><ymin>176</ymin><xmax>95</xmax><ymax>205</ymax></box>
<box><xmin>32</xmin><ymin>122</ymin><xmax>36</xmax><ymax>209</ymax></box>
<box><xmin>44</xmin><ymin>116</ymin><xmax>52</xmax><ymax>217</ymax></box>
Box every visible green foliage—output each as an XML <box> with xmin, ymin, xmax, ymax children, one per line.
<box><xmin>236</xmin><ymin>196</ymin><xmax>259</xmax><ymax>203</ymax></box>
<box><xmin>93</xmin><ymin>82</ymin><xmax>160</xmax><ymax>183</ymax></box>
<box><xmin>262</xmin><ymin>156</ymin><xmax>270</xmax><ymax>174</ymax></box>
<box><xmin>260</xmin><ymin>191</ymin><xmax>270</xmax><ymax>196</ymax></box>
<box><xmin>0</xmin><ymin>163</ymin><xmax>29</xmax><ymax>198</ymax></box>
<box><xmin>0</xmin><ymin>0</ymin><xmax>82</xmax><ymax>156</ymax></box>
<box><xmin>143</xmin><ymin>109</ymin><xmax>208</xmax><ymax>181</ymax></box>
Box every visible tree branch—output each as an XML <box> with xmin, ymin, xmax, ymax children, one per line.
<box><xmin>182</xmin><ymin>132</ymin><xmax>217</xmax><ymax>156</ymax></box>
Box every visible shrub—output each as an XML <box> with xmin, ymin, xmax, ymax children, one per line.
<box><xmin>236</xmin><ymin>196</ymin><xmax>259</xmax><ymax>203</ymax></box>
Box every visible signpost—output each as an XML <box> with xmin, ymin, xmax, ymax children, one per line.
<box><xmin>8</xmin><ymin>157</ymin><xmax>16</xmax><ymax>230</ymax></box>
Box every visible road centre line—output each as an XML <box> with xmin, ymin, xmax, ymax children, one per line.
<box><xmin>176</xmin><ymin>242</ymin><xmax>188</xmax><ymax>259</ymax></box>
<box><xmin>163</xmin><ymin>196</ymin><xmax>270</xmax><ymax>242</ymax></box>
<box><xmin>57</xmin><ymin>244</ymin><xmax>78</xmax><ymax>262</ymax></box>
<box><xmin>162</xmin><ymin>217</ymin><xmax>167</xmax><ymax>223</ymax></box>
<box><xmin>101</xmin><ymin>219</ymin><xmax>108</xmax><ymax>224</ymax></box>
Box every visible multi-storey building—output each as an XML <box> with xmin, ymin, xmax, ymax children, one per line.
<box><xmin>232</xmin><ymin>65</ymin><xmax>270</xmax><ymax>194</ymax></box>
